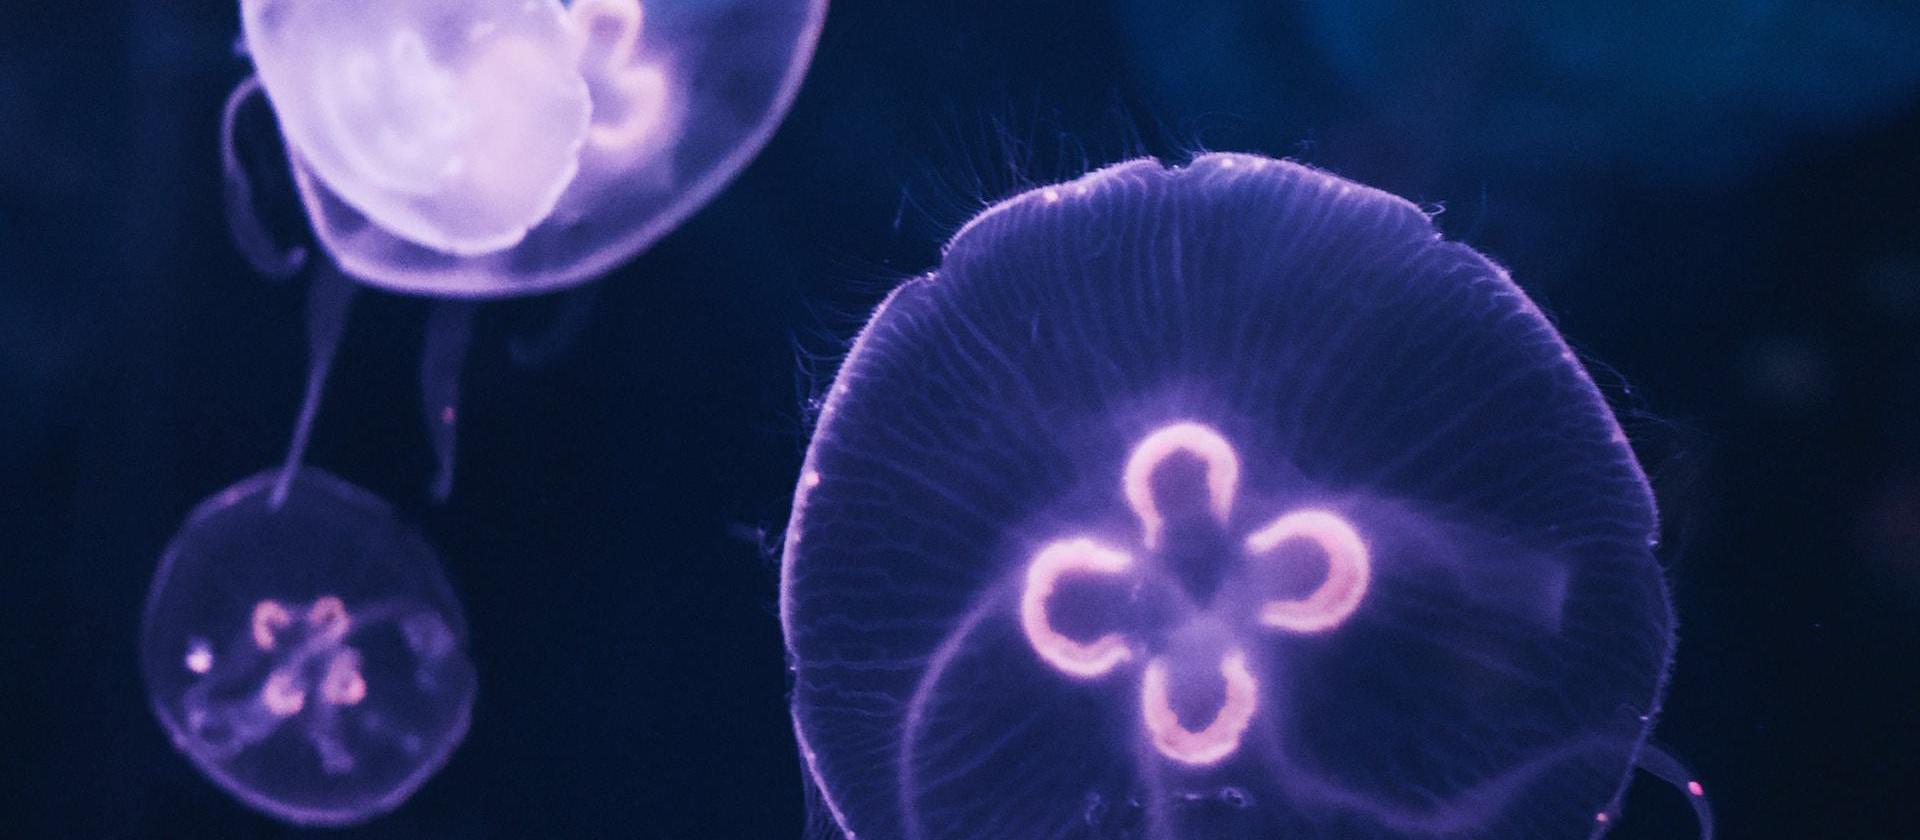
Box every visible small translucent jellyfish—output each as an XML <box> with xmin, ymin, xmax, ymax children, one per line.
<box><xmin>141</xmin><ymin>468</ymin><xmax>476</xmax><ymax>826</ymax></box>
<box><xmin>782</xmin><ymin>154</ymin><xmax>1712</xmax><ymax>839</ymax></box>
<box><xmin>218</xmin><ymin>0</ymin><xmax>827</xmax><ymax>503</ymax></box>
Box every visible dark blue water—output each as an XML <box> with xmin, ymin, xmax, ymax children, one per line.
<box><xmin>3</xmin><ymin>1</ymin><xmax>1916</xmax><ymax>837</ymax></box>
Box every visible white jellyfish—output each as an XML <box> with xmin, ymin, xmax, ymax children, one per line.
<box><xmin>217</xmin><ymin>0</ymin><xmax>827</xmax><ymax>503</ymax></box>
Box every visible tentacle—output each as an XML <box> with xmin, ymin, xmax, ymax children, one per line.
<box><xmin>420</xmin><ymin>301</ymin><xmax>476</xmax><ymax>504</ymax></box>
<box><xmin>1635</xmin><ymin>740</ymin><xmax>1714</xmax><ymax>839</ymax></box>
<box><xmin>270</xmin><ymin>267</ymin><xmax>357</xmax><ymax>509</ymax></box>
<box><xmin>220</xmin><ymin>76</ymin><xmax>306</xmax><ymax>280</ymax></box>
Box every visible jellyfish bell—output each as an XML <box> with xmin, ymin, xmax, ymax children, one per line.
<box><xmin>232</xmin><ymin>0</ymin><xmax>828</xmax><ymax>298</ymax></box>
<box><xmin>141</xmin><ymin>468</ymin><xmax>476</xmax><ymax>826</ymax></box>
<box><xmin>782</xmin><ymin>153</ymin><xmax>1711</xmax><ymax>839</ymax></box>
<box><xmin>218</xmin><ymin>0</ymin><xmax>826</xmax><ymax>504</ymax></box>
<box><xmin>242</xmin><ymin>0</ymin><xmax>590</xmax><ymax>258</ymax></box>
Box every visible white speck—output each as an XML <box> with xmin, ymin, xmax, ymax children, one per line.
<box><xmin>184</xmin><ymin>640</ymin><xmax>213</xmax><ymax>674</ymax></box>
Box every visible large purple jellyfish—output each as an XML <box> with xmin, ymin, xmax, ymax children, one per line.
<box><xmin>218</xmin><ymin>0</ymin><xmax>827</xmax><ymax>502</ymax></box>
<box><xmin>141</xmin><ymin>469</ymin><xmax>476</xmax><ymax>826</ymax></box>
<box><xmin>781</xmin><ymin>154</ymin><xmax>1710</xmax><ymax>839</ymax></box>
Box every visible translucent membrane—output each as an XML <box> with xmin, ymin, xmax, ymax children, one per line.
<box><xmin>239</xmin><ymin>0</ymin><xmax>827</xmax><ymax>298</ymax></box>
<box><xmin>782</xmin><ymin>154</ymin><xmax>1682</xmax><ymax>839</ymax></box>
<box><xmin>141</xmin><ymin>469</ymin><xmax>476</xmax><ymax>826</ymax></box>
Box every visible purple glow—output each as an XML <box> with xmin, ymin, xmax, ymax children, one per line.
<box><xmin>783</xmin><ymin>154</ymin><xmax>1684</xmax><ymax>838</ymax></box>
<box><xmin>141</xmin><ymin>469</ymin><xmax>476</xmax><ymax>826</ymax></box>
<box><xmin>1020</xmin><ymin>537</ymin><xmax>1137</xmax><ymax>678</ymax></box>
<box><xmin>1017</xmin><ymin>422</ymin><xmax>1377</xmax><ymax>769</ymax></box>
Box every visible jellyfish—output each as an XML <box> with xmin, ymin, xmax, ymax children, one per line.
<box><xmin>781</xmin><ymin>154</ymin><xmax>1712</xmax><ymax>839</ymax></box>
<box><xmin>141</xmin><ymin>468</ymin><xmax>476</xmax><ymax>826</ymax></box>
<box><xmin>218</xmin><ymin>0</ymin><xmax>828</xmax><ymax>502</ymax></box>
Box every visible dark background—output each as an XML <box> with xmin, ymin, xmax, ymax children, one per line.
<box><xmin>4</xmin><ymin>0</ymin><xmax>1917</xmax><ymax>837</ymax></box>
